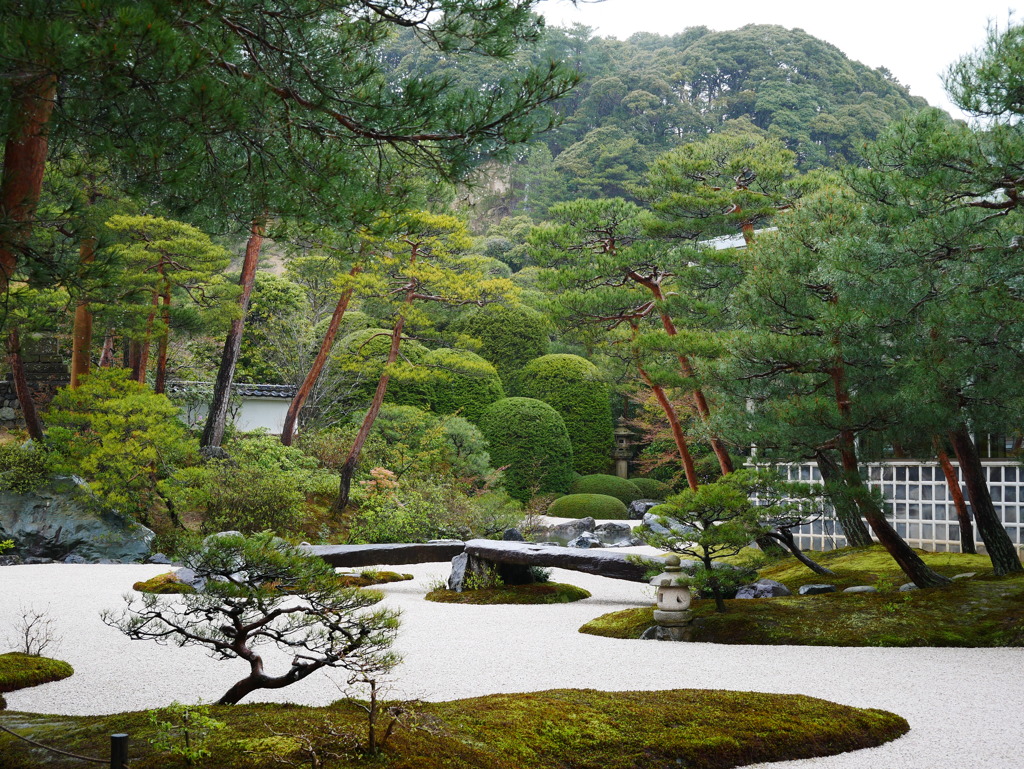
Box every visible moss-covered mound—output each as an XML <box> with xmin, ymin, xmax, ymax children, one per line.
<box><xmin>0</xmin><ymin>653</ymin><xmax>74</xmax><ymax>695</ymax></box>
<box><xmin>132</xmin><ymin>572</ymin><xmax>195</xmax><ymax>594</ymax></box>
<box><xmin>337</xmin><ymin>570</ymin><xmax>414</xmax><ymax>588</ymax></box>
<box><xmin>547</xmin><ymin>493</ymin><xmax>627</xmax><ymax>520</ymax></box>
<box><xmin>479</xmin><ymin>397</ymin><xmax>574</xmax><ymax>503</ymax></box>
<box><xmin>628</xmin><ymin>477</ymin><xmax>670</xmax><ymax>500</ymax></box>
<box><xmin>426</xmin><ymin>582</ymin><xmax>591</xmax><ymax>604</ymax></box>
<box><xmin>513</xmin><ymin>354</ymin><xmax>613</xmax><ymax>475</ymax></box>
<box><xmin>580</xmin><ymin>547</ymin><xmax>1024</xmax><ymax>647</ymax></box>
<box><xmin>570</xmin><ymin>474</ymin><xmax>644</xmax><ymax>505</ymax></box>
<box><xmin>0</xmin><ymin>689</ymin><xmax>908</xmax><ymax>769</ymax></box>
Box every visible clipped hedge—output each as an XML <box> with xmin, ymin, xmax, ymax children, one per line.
<box><xmin>420</xmin><ymin>347</ymin><xmax>505</xmax><ymax>425</ymax></box>
<box><xmin>514</xmin><ymin>354</ymin><xmax>613</xmax><ymax>475</ymax></box>
<box><xmin>479</xmin><ymin>397</ymin><xmax>573</xmax><ymax>504</ymax></box>
<box><xmin>629</xmin><ymin>477</ymin><xmax>671</xmax><ymax>500</ymax></box>
<box><xmin>334</xmin><ymin>327</ymin><xmax>429</xmax><ymax>407</ymax></box>
<box><xmin>547</xmin><ymin>493</ymin><xmax>628</xmax><ymax>520</ymax></box>
<box><xmin>449</xmin><ymin>304</ymin><xmax>549</xmax><ymax>381</ymax></box>
<box><xmin>571</xmin><ymin>474</ymin><xmax>645</xmax><ymax>505</ymax></box>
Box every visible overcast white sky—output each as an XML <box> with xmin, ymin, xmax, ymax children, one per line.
<box><xmin>536</xmin><ymin>0</ymin><xmax>1018</xmax><ymax>120</ymax></box>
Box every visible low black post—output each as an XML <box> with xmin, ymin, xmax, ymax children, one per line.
<box><xmin>110</xmin><ymin>733</ymin><xmax>128</xmax><ymax>769</ymax></box>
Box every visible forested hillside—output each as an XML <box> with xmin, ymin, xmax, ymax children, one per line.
<box><xmin>381</xmin><ymin>23</ymin><xmax>930</xmax><ymax>219</ymax></box>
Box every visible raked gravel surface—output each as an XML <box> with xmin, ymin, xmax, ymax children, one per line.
<box><xmin>1</xmin><ymin>555</ymin><xmax>1022</xmax><ymax>769</ymax></box>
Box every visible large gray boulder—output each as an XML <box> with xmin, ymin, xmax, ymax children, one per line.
<box><xmin>735</xmin><ymin>579</ymin><xmax>792</xmax><ymax>599</ymax></box>
<box><xmin>628</xmin><ymin>499</ymin><xmax>661</xmax><ymax>520</ymax></box>
<box><xmin>531</xmin><ymin>517</ymin><xmax>596</xmax><ymax>545</ymax></box>
<box><xmin>0</xmin><ymin>476</ymin><xmax>154</xmax><ymax>563</ymax></box>
<box><xmin>639</xmin><ymin>512</ymin><xmax>696</xmax><ymax>540</ymax></box>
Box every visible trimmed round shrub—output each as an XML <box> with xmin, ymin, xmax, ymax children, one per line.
<box><xmin>513</xmin><ymin>354</ymin><xmax>613</xmax><ymax>475</ymax></box>
<box><xmin>334</xmin><ymin>328</ymin><xmax>429</xmax><ymax>407</ymax></box>
<box><xmin>449</xmin><ymin>304</ymin><xmax>549</xmax><ymax>381</ymax></box>
<box><xmin>420</xmin><ymin>347</ymin><xmax>505</xmax><ymax>424</ymax></box>
<box><xmin>571</xmin><ymin>473</ymin><xmax>644</xmax><ymax>505</ymax></box>
<box><xmin>479</xmin><ymin>397</ymin><xmax>573</xmax><ymax>504</ymax></box>
<box><xmin>547</xmin><ymin>493</ymin><xmax>628</xmax><ymax>520</ymax></box>
<box><xmin>629</xmin><ymin>477</ymin><xmax>671</xmax><ymax>500</ymax></box>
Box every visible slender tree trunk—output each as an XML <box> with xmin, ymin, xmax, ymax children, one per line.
<box><xmin>636</xmin><ymin>278</ymin><xmax>733</xmax><ymax>475</ymax></box>
<box><xmin>814</xmin><ymin>450</ymin><xmax>873</xmax><ymax>546</ymax></box>
<box><xmin>70</xmin><ymin>237</ymin><xmax>97</xmax><ymax>388</ymax></box>
<box><xmin>128</xmin><ymin>339</ymin><xmax>143</xmax><ymax>379</ymax></box>
<box><xmin>767</xmin><ymin>528</ymin><xmax>836</xmax><ymax>575</ymax></box>
<box><xmin>154</xmin><ymin>281</ymin><xmax>171</xmax><ymax>394</ymax></box>
<box><xmin>0</xmin><ymin>73</ymin><xmax>56</xmax><ymax>302</ymax></box>
<box><xmin>334</xmin><ymin>300</ymin><xmax>411</xmax><ymax>515</ymax></box>
<box><xmin>5</xmin><ymin>327</ymin><xmax>43</xmax><ymax>441</ymax></box>
<box><xmin>99</xmin><ymin>330</ymin><xmax>115</xmax><ymax>368</ymax></box>
<box><xmin>135</xmin><ymin>290</ymin><xmax>159</xmax><ymax>384</ymax></box>
<box><xmin>201</xmin><ymin>219</ymin><xmax>265</xmax><ymax>450</ymax></box>
<box><xmin>631</xmin><ymin>326</ymin><xmax>698</xmax><ymax>491</ymax></box>
<box><xmin>281</xmin><ymin>264</ymin><xmax>361</xmax><ymax>446</ymax></box>
<box><xmin>933</xmin><ymin>435</ymin><xmax>976</xmax><ymax>554</ymax></box>
<box><xmin>947</xmin><ymin>425</ymin><xmax>1023</xmax><ymax>575</ymax></box>
<box><xmin>828</xmin><ymin>365</ymin><xmax>950</xmax><ymax>587</ymax></box>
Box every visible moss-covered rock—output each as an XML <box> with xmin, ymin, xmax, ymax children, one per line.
<box><xmin>0</xmin><ymin>653</ymin><xmax>74</xmax><ymax>694</ymax></box>
<box><xmin>570</xmin><ymin>474</ymin><xmax>644</xmax><ymax>505</ymax></box>
<box><xmin>336</xmin><ymin>570</ymin><xmax>414</xmax><ymax>588</ymax></box>
<box><xmin>426</xmin><ymin>582</ymin><xmax>591</xmax><ymax>604</ymax></box>
<box><xmin>479</xmin><ymin>397</ymin><xmax>574</xmax><ymax>504</ymax></box>
<box><xmin>513</xmin><ymin>354</ymin><xmax>613</xmax><ymax>475</ymax></box>
<box><xmin>547</xmin><ymin>493</ymin><xmax>628</xmax><ymax>520</ymax></box>
<box><xmin>628</xmin><ymin>477</ymin><xmax>670</xmax><ymax>500</ymax></box>
<box><xmin>132</xmin><ymin>572</ymin><xmax>195</xmax><ymax>594</ymax></box>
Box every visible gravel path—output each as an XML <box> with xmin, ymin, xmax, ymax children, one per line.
<box><xmin>1</xmin><ymin>560</ymin><xmax>1022</xmax><ymax>768</ymax></box>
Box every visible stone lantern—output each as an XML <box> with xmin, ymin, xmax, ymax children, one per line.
<box><xmin>649</xmin><ymin>554</ymin><xmax>693</xmax><ymax>641</ymax></box>
<box><xmin>613</xmin><ymin>417</ymin><xmax>634</xmax><ymax>479</ymax></box>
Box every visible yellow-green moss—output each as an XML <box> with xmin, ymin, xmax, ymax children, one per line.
<box><xmin>0</xmin><ymin>653</ymin><xmax>74</xmax><ymax>694</ymax></box>
<box><xmin>426</xmin><ymin>582</ymin><xmax>591</xmax><ymax>604</ymax></box>
<box><xmin>0</xmin><ymin>689</ymin><xmax>908</xmax><ymax>769</ymax></box>
<box><xmin>337</xmin><ymin>570</ymin><xmax>414</xmax><ymax>588</ymax></box>
<box><xmin>579</xmin><ymin>547</ymin><xmax>1024</xmax><ymax>646</ymax></box>
<box><xmin>132</xmin><ymin>572</ymin><xmax>195</xmax><ymax>595</ymax></box>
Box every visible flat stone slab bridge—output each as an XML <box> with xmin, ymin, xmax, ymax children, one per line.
<box><xmin>302</xmin><ymin>539</ymin><xmax>668</xmax><ymax>589</ymax></box>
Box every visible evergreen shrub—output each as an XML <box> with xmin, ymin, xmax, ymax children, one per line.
<box><xmin>449</xmin><ymin>304</ymin><xmax>549</xmax><ymax>381</ymax></box>
<box><xmin>333</xmin><ymin>328</ymin><xmax>429</xmax><ymax>408</ymax></box>
<box><xmin>420</xmin><ymin>347</ymin><xmax>505</xmax><ymax>424</ymax></box>
<box><xmin>0</xmin><ymin>443</ymin><xmax>51</xmax><ymax>494</ymax></box>
<box><xmin>570</xmin><ymin>473</ymin><xmax>644</xmax><ymax>504</ymax></box>
<box><xmin>479</xmin><ymin>397</ymin><xmax>573</xmax><ymax>504</ymax></box>
<box><xmin>628</xmin><ymin>477</ymin><xmax>670</xmax><ymax>500</ymax></box>
<box><xmin>547</xmin><ymin>493</ymin><xmax>628</xmax><ymax>520</ymax></box>
<box><xmin>514</xmin><ymin>354</ymin><xmax>613</xmax><ymax>474</ymax></box>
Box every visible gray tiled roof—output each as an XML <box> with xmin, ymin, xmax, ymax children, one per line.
<box><xmin>165</xmin><ymin>381</ymin><xmax>297</xmax><ymax>399</ymax></box>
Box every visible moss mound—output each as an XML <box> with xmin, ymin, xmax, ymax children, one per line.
<box><xmin>337</xmin><ymin>570</ymin><xmax>414</xmax><ymax>588</ymax></box>
<box><xmin>628</xmin><ymin>477</ymin><xmax>670</xmax><ymax>500</ymax></box>
<box><xmin>570</xmin><ymin>474</ymin><xmax>644</xmax><ymax>505</ymax></box>
<box><xmin>548</xmin><ymin>493</ymin><xmax>628</xmax><ymax>520</ymax></box>
<box><xmin>0</xmin><ymin>653</ymin><xmax>74</xmax><ymax>694</ymax></box>
<box><xmin>426</xmin><ymin>582</ymin><xmax>592</xmax><ymax>604</ymax></box>
<box><xmin>132</xmin><ymin>572</ymin><xmax>195</xmax><ymax>594</ymax></box>
<box><xmin>580</xmin><ymin>547</ymin><xmax>1024</xmax><ymax>647</ymax></box>
<box><xmin>449</xmin><ymin>304</ymin><xmax>550</xmax><ymax>382</ymax></box>
<box><xmin>419</xmin><ymin>347</ymin><xmax>505</xmax><ymax>425</ymax></box>
<box><xmin>0</xmin><ymin>689</ymin><xmax>908</xmax><ymax>769</ymax></box>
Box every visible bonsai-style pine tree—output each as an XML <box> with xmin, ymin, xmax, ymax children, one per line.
<box><xmin>102</xmin><ymin>532</ymin><xmax>399</xmax><ymax>705</ymax></box>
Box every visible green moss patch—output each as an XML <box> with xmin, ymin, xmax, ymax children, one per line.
<box><xmin>0</xmin><ymin>689</ymin><xmax>908</xmax><ymax>769</ymax></box>
<box><xmin>0</xmin><ymin>653</ymin><xmax>74</xmax><ymax>694</ymax></box>
<box><xmin>132</xmin><ymin>572</ymin><xmax>195</xmax><ymax>594</ymax></box>
<box><xmin>337</xmin><ymin>570</ymin><xmax>414</xmax><ymax>588</ymax></box>
<box><xmin>580</xmin><ymin>547</ymin><xmax>1024</xmax><ymax>646</ymax></box>
<box><xmin>426</xmin><ymin>582</ymin><xmax>592</xmax><ymax>604</ymax></box>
